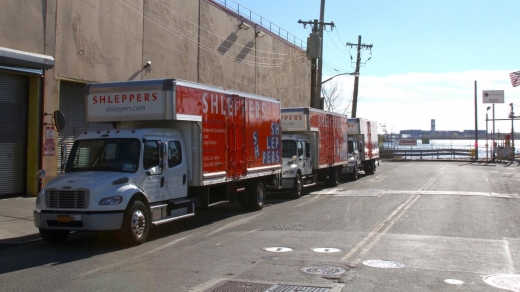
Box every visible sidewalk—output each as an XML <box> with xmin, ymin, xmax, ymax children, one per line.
<box><xmin>0</xmin><ymin>196</ymin><xmax>40</xmax><ymax>248</ymax></box>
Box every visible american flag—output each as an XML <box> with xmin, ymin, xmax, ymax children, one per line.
<box><xmin>510</xmin><ymin>70</ymin><xmax>520</xmax><ymax>87</ymax></box>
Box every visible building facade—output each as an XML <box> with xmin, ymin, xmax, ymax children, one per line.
<box><xmin>0</xmin><ymin>0</ymin><xmax>310</xmax><ymax>197</ymax></box>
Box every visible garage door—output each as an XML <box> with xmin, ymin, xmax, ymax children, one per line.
<box><xmin>0</xmin><ymin>72</ymin><xmax>29</xmax><ymax>197</ymax></box>
<box><xmin>58</xmin><ymin>81</ymin><xmax>112</xmax><ymax>170</ymax></box>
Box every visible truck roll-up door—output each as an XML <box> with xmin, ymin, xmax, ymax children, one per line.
<box><xmin>0</xmin><ymin>72</ymin><xmax>28</xmax><ymax>197</ymax></box>
<box><xmin>57</xmin><ymin>81</ymin><xmax>112</xmax><ymax>171</ymax></box>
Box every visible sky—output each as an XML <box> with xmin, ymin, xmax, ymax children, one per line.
<box><xmin>222</xmin><ymin>0</ymin><xmax>520</xmax><ymax>134</ymax></box>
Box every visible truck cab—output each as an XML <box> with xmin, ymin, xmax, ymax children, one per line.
<box><xmin>281</xmin><ymin>135</ymin><xmax>315</xmax><ymax>198</ymax></box>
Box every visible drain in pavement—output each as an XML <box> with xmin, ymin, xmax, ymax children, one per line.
<box><xmin>204</xmin><ymin>280</ymin><xmax>332</xmax><ymax>292</ymax></box>
<box><xmin>300</xmin><ymin>266</ymin><xmax>346</xmax><ymax>275</ymax></box>
<box><xmin>311</xmin><ymin>248</ymin><xmax>341</xmax><ymax>253</ymax></box>
<box><xmin>274</xmin><ymin>225</ymin><xmax>303</xmax><ymax>229</ymax></box>
<box><xmin>362</xmin><ymin>259</ymin><xmax>404</xmax><ymax>269</ymax></box>
<box><xmin>263</xmin><ymin>247</ymin><xmax>293</xmax><ymax>253</ymax></box>
<box><xmin>483</xmin><ymin>274</ymin><xmax>520</xmax><ymax>291</ymax></box>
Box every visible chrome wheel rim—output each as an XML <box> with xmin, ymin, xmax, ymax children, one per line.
<box><xmin>131</xmin><ymin>209</ymin><xmax>146</xmax><ymax>238</ymax></box>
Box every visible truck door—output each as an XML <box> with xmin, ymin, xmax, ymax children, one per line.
<box><xmin>226</xmin><ymin>94</ymin><xmax>246</xmax><ymax>179</ymax></box>
<box><xmin>164</xmin><ymin>140</ymin><xmax>188</xmax><ymax>200</ymax></box>
<box><xmin>298</xmin><ymin>139</ymin><xmax>312</xmax><ymax>175</ymax></box>
<box><xmin>142</xmin><ymin>137</ymin><xmax>169</xmax><ymax>202</ymax></box>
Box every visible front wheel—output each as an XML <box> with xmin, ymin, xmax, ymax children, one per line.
<box><xmin>39</xmin><ymin>229</ymin><xmax>70</xmax><ymax>243</ymax></box>
<box><xmin>350</xmin><ymin>168</ymin><xmax>358</xmax><ymax>181</ymax></box>
<box><xmin>116</xmin><ymin>200</ymin><xmax>150</xmax><ymax>246</ymax></box>
<box><xmin>291</xmin><ymin>174</ymin><xmax>302</xmax><ymax>199</ymax></box>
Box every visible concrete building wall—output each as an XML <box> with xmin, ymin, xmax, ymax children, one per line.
<box><xmin>1</xmin><ymin>0</ymin><xmax>311</xmax><ymax>186</ymax></box>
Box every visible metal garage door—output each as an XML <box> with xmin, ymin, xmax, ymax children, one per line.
<box><xmin>57</xmin><ymin>81</ymin><xmax>112</xmax><ymax>170</ymax></box>
<box><xmin>0</xmin><ymin>72</ymin><xmax>29</xmax><ymax>197</ymax></box>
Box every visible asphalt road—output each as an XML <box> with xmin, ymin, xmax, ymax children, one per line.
<box><xmin>1</xmin><ymin>161</ymin><xmax>520</xmax><ymax>292</ymax></box>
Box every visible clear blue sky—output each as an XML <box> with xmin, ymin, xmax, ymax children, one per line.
<box><xmin>225</xmin><ymin>0</ymin><xmax>520</xmax><ymax>134</ymax></box>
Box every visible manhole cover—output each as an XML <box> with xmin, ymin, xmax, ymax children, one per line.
<box><xmin>263</xmin><ymin>247</ymin><xmax>293</xmax><ymax>253</ymax></box>
<box><xmin>362</xmin><ymin>260</ymin><xmax>404</xmax><ymax>269</ymax></box>
<box><xmin>483</xmin><ymin>274</ymin><xmax>520</xmax><ymax>291</ymax></box>
<box><xmin>444</xmin><ymin>279</ymin><xmax>464</xmax><ymax>285</ymax></box>
<box><xmin>311</xmin><ymin>248</ymin><xmax>341</xmax><ymax>253</ymax></box>
<box><xmin>274</xmin><ymin>225</ymin><xmax>303</xmax><ymax>229</ymax></box>
<box><xmin>300</xmin><ymin>266</ymin><xmax>346</xmax><ymax>275</ymax></box>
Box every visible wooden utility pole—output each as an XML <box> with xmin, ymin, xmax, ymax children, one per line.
<box><xmin>299</xmin><ymin>19</ymin><xmax>334</xmax><ymax>109</ymax></box>
<box><xmin>346</xmin><ymin>36</ymin><xmax>373</xmax><ymax>118</ymax></box>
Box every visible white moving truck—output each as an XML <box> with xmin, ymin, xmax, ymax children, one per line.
<box><xmin>34</xmin><ymin>79</ymin><xmax>282</xmax><ymax>246</ymax></box>
<box><xmin>344</xmin><ymin>118</ymin><xmax>379</xmax><ymax>180</ymax></box>
<box><xmin>279</xmin><ymin>107</ymin><xmax>349</xmax><ymax>198</ymax></box>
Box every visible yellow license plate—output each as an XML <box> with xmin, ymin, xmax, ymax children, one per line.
<box><xmin>57</xmin><ymin>215</ymin><xmax>72</xmax><ymax>223</ymax></box>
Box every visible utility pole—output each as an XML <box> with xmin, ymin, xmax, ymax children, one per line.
<box><xmin>299</xmin><ymin>19</ymin><xmax>334</xmax><ymax>109</ymax></box>
<box><xmin>316</xmin><ymin>0</ymin><xmax>326</xmax><ymax>108</ymax></box>
<box><xmin>346</xmin><ymin>36</ymin><xmax>373</xmax><ymax>118</ymax></box>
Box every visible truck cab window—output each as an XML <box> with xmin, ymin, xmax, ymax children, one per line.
<box><xmin>143</xmin><ymin>141</ymin><xmax>160</xmax><ymax>170</ymax></box>
<box><xmin>305</xmin><ymin>141</ymin><xmax>311</xmax><ymax>157</ymax></box>
<box><xmin>168</xmin><ymin>141</ymin><xmax>182</xmax><ymax>168</ymax></box>
<box><xmin>297</xmin><ymin>141</ymin><xmax>304</xmax><ymax>157</ymax></box>
<box><xmin>282</xmin><ymin>140</ymin><xmax>297</xmax><ymax>158</ymax></box>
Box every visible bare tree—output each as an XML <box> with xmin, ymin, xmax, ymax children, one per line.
<box><xmin>321</xmin><ymin>80</ymin><xmax>352</xmax><ymax>115</ymax></box>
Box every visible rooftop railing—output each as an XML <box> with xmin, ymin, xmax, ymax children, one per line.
<box><xmin>210</xmin><ymin>0</ymin><xmax>306</xmax><ymax>49</ymax></box>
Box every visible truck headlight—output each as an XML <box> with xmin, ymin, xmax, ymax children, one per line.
<box><xmin>283</xmin><ymin>169</ymin><xmax>295</xmax><ymax>175</ymax></box>
<box><xmin>99</xmin><ymin>195</ymin><xmax>123</xmax><ymax>205</ymax></box>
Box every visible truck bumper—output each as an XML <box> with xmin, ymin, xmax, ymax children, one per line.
<box><xmin>34</xmin><ymin>210</ymin><xmax>124</xmax><ymax>231</ymax></box>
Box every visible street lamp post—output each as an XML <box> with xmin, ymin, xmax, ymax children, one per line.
<box><xmin>321</xmin><ymin>72</ymin><xmax>359</xmax><ymax>85</ymax></box>
<box><xmin>486</xmin><ymin>106</ymin><xmax>490</xmax><ymax>161</ymax></box>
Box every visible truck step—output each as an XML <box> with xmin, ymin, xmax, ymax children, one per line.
<box><xmin>151</xmin><ymin>198</ymin><xmax>195</xmax><ymax>225</ymax></box>
<box><xmin>302</xmin><ymin>182</ymin><xmax>316</xmax><ymax>188</ymax></box>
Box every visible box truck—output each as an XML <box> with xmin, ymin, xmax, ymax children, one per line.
<box><xmin>344</xmin><ymin>118</ymin><xmax>379</xmax><ymax>180</ymax></box>
<box><xmin>278</xmin><ymin>107</ymin><xmax>349</xmax><ymax>198</ymax></box>
<box><xmin>34</xmin><ymin>79</ymin><xmax>282</xmax><ymax>246</ymax></box>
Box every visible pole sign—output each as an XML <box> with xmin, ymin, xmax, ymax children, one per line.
<box><xmin>399</xmin><ymin>139</ymin><xmax>417</xmax><ymax>146</ymax></box>
<box><xmin>483</xmin><ymin>90</ymin><xmax>504</xmax><ymax>103</ymax></box>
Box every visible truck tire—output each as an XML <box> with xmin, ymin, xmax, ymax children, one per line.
<box><xmin>39</xmin><ymin>229</ymin><xmax>70</xmax><ymax>243</ymax></box>
<box><xmin>328</xmin><ymin>167</ymin><xmax>340</xmax><ymax>187</ymax></box>
<box><xmin>116</xmin><ymin>200</ymin><xmax>150</xmax><ymax>246</ymax></box>
<box><xmin>247</xmin><ymin>181</ymin><xmax>265</xmax><ymax>211</ymax></box>
<box><xmin>372</xmin><ymin>160</ymin><xmax>377</xmax><ymax>173</ymax></box>
<box><xmin>291</xmin><ymin>173</ymin><xmax>302</xmax><ymax>199</ymax></box>
<box><xmin>351</xmin><ymin>168</ymin><xmax>358</xmax><ymax>181</ymax></box>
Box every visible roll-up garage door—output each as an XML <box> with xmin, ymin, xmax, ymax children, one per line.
<box><xmin>58</xmin><ymin>81</ymin><xmax>112</xmax><ymax>170</ymax></box>
<box><xmin>0</xmin><ymin>72</ymin><xmax>29</xmax><ymax>197</ymax></box>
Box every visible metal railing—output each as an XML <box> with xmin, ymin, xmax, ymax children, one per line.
<box><xmin>210</xmin><ymin>0</ymin><xmax>306</xmax><ymax>49</ymax></box>
<box><xmin>380</xmin><ymin>149</ymin><xmax>473</xmax><ymax>160</ymax></box>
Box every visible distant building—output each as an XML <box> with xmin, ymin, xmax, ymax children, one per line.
<box><xmin>431</xmin><ymin>119</ymin><xmax>435</xmax><ymax>132</ymax></box>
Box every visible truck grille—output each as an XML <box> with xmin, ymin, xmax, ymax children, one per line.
<box><xmin>47</xmin><ymin>189</ymin><xmax>90</xmax><ymax>209</ymax></box>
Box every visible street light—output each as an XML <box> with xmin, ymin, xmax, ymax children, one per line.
<box><xmin>486</xmin><ymin>106</ymin><xmax>490</xmax><ymax>161</ymax></box>
<box><xmin>321</xmin><ymin>72</ymin><xmax>359</xmax><ymax>85</ymax></box>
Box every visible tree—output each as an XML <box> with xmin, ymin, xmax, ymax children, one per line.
<box><xmin>321</xmin><ymin>80</ymin><xmax>351</xmax><ymax>115</ymax></box>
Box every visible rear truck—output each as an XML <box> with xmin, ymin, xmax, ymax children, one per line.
<box><xmin>276</xmin><ymin>107</ymin><xmax>349</xmax><ymax>198</ymax></box>
<box><xmin>344</xmin><ymin>118</ymin><xmax>379</xmax><ymax>180</ymax></box>
<box><xmin>34</xmin><ymin>78</ymin><xmax>282</xmax><ymax>246</ymax></box>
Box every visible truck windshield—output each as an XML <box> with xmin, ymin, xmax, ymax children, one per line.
<box><xmin>65</xmin><ymin>138</ymin><xmax>140</xmax><ymax>173</ymax></box>
<box><xmin>282</xmin><ymin>140</ymin><xmax>297</xmax><ymax>158</ymax></box>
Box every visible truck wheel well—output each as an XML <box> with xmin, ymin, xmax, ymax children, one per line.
<box><xmin>127</xmin><ymin>192</ymin><xmax>150</xmax><ymax>211</ymax></box>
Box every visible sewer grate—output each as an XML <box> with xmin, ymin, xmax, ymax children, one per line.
<box><xmin>263</xmin><ymin>247</ymin><xmax>293</xmax><ymax>253</ymax></box>
<box><xmin>362</xmin><ymin>259</ymin><xmax>404</xmax><ymax>269</ymax></box>
<box><xmin>274</xmin><ymin>225</ymin><xmax>303</xmax><ymax>229</ymax></box>
<box><xmin>483</xmin><ymin>274</ymin><xmax>520</xmax><ymax>291</ymax></box>
<box><xmin>266</xmin><ymin>285</ymin><xmax>331</xmax><ymax>292</ymax></box>
<box><xmin>300</xmin><ymin>266</ymin><xmax>346</xmax><ymax>275</ymax></box>
<box><xmin>204</xmin><ymin>280</ymin><xmax>272</xmax><ymax>292</ymax></box>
